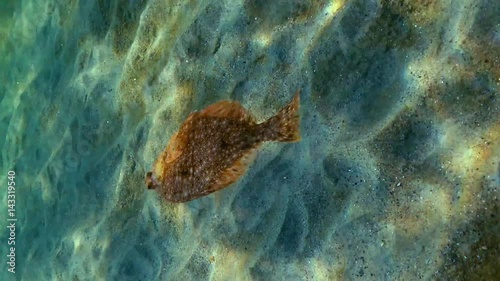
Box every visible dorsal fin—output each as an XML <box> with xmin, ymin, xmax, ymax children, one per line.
<box><xmin>164</xmin><ymin>131</ymin><xmax>185</xmax><ymax>163</ymax></box>
<box><xmin>199</xmin><ymin>100</ymin><xmax>255</xmax><ymax>123</ymax></box>
<box><xmin>163</xmin><ymin>113</ymin><xmax>199</xmax><ymax>164</ymax></box>
<box><xmin>153</xmin><ymin>130</ymin><xmax>185</xmax><ymax>184</ymax></box>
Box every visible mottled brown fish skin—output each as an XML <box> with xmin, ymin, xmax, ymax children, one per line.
<box><xmin>145</xmin><ymin>90</ymin><xmax>300</xmax><ymax>203</ymax></box>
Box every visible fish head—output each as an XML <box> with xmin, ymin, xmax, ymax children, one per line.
<box><xmin>145</xmin><ymin>171</ymin><xmax>160</xmax><ymax>189</ymax></box>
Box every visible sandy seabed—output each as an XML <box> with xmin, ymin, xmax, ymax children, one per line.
<box><xmin>0</xmin><ymin>0</ymin><xmax>499</xmax><ymax>280</ymax></box>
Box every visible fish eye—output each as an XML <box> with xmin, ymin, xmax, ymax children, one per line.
<box><xmin>145</xmin><ymin>172</ymin><xmax>156</xmax><ymax>189</ymax></box>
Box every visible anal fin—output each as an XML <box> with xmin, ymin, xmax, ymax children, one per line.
<box><xmin>208</xmin><ymin>147</ymin><xmax>259</xmax><ymax>193</ymax></box>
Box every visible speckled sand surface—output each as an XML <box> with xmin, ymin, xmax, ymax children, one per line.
<box><xmin>0</xmin><ymin>0</ymin><xmax>499</xmax><ymax>280</ymax></box>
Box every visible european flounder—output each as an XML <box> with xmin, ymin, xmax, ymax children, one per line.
<box><xmin>146</xmin><ymin>90</ymin><xmax>301</xmax><ymax>203</ymax></box>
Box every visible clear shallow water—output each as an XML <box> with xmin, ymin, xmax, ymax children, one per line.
<box><xmin>0</xmin><ymin>0</ymin><xmax>499</xmax><ymax>280</ymax></box>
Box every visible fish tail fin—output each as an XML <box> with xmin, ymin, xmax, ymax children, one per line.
<box><xmin>260</xmin><ymin>90</ymin><xmax>301</xmax><ymax>142</ymax></box>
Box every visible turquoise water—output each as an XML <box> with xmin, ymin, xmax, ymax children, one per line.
<box><xmin>0</xmin><ymin>0</ymin><xmax>499</xmax><ymax>280</ymax></box>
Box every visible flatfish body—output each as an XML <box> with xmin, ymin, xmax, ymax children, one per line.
<box><xmin>145</xmin><ymin>91</ymin><xmax>300</xmax><ymax>203</ymax></box>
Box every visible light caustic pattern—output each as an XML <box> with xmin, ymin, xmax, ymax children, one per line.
<box><xmin>0</xmin><ymin>0</ymin><xmax>498</xmax><ymax>280</ymax></box>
